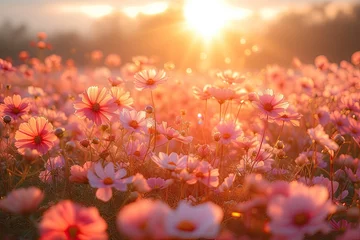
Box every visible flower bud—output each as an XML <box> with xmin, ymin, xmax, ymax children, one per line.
<box><xmin>92</xmin><ymin>137</ymin><xmax>100</xmax><ymax>144</ymax></box>
<box><xmin>277</xmin><ymin>150</ymin><xmax>287</xmax><ymax>159</ymax></box>
<box><xmin>275</xmin><ymin>141</ymin><xmax>285</xmax><ymax>149</ymax></box>
<box><xmin>101</xmin><ymin>125</ymin><xmax>109</xmax><ymax>131</ymax></box>
<box><xmin>145</xmin><ymin>105</ymin><xmax>153</xmax><ymax>114</ymax></box>
<box><xmin>99</xmin><ymin>151</ymin><xmax>109</xmax><ymax>160</ymax></box>
<box><xmin>80</xmin><ymin>139</ymin><xmax>90</xmax><ymax>148</ymax></box>
<box><xmin>334</xmin><ymin>134</ymin><xmax>345</xmax><ymax>146</ymax></box>
<box><xmin>213</xmin><ymin>132</ymin><xmax>221</xmax><ymax>142</ymax></box>
<box><xmin>248</xmin><ymin>92</ymin><xmax>258</xmax><ymax>102</ymax></box>
<box><xmin>3</xmin><ymin>115</ymin><xmax>12</xmax><ymax>124</ymax></box>
<box><xmin>54</xmin><ymin>128</ymin><xmax>65</xmax><ymax>138</ymax></box>
<box><xmin>65</xmin><ymin>141</ymin><xmax>76</xmax><ymax>151</ymax></box>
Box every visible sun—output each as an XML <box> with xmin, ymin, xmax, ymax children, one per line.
<box><xmin>184</xmin><ymin>0</ymin><xmax>230</xmax><ymax>40</ymax></box>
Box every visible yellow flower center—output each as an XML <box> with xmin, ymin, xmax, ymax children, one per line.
<box><xmin>115</xmin><ymin>99</ymin><xmax>122</xmax><ymax>106</ymax></box>
<box><xmin>12</xmin><ymin>107</ymin><xmax>21</xmax><ymax>114</ymax></box>
<box><xmin>129</xmin><ymin>120</ymin><xmax>139</xmax><ymax>129</ymax></box>
<box><xmin>263</xmin><ymin>103</ymin><xmax>274</xmax><ymax>112</ymax></box>
<box><xmin>34</xmin><ymin>135</ymin><xmax>42</xmax><ymax>144</ymax></box>
<box><xmin>146</xmin><ymin>79</ymin><xmax>155</xmax><ymax>85</ymax></box>
<box><xmin>196</xmin><ymin>172</ymin><xmax>204</xmax><ymax>178</ymax></box>
<box><xmin>168</xmin><ymin>161</ymin><xmax>177</xmax><ymax>166</ymax></box>
<box><xmin>176</xmin><ymin>220</ymin><xmax>196</xmax><ymax>232</ymax></box>
<box><xmin>103</xmin><ymin>177</ymin><xmax>114</xmax><ymax>185</ymax></box>
<box><xmin>92</xmin><ymin>103</ymin><xmax>101</xmax><ymax>112</ymax></box>
<box><xmin>67</xmin><ymin>225</ymin><xmax>79</xmax><ymax>239</ymax></box>
<box><xmin>222</xmin><ymin>133</ymin><xmax>231</xmax><ymax>139</ymax></box>
<box><xmin>293</xmin><ymin>212</ymin><xmax>310</xmax><ymax>226</ymax></box>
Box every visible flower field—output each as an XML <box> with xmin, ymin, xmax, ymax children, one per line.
<box><xmin>0</xmin><ymin>33</ymin><xmax>360</xmax><ymax>239</ymax></box>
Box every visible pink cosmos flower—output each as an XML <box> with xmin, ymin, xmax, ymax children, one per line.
<box><xmin>147</xmin><ymin>177</ymin><xmax>174</xmax><ymax>190</ymax></box>
<box><xmin>196</xmin><ymin>144</ymin><xmax>213</xmax><ymax>158</ymax></box>
<box><xmin>39</xmin><ymin>156</ymin><xmax>65</xmax><ymax>183</ymax></box>
<box><xmin>218</xmin><ymin>173</ymin><xmax>236</xmax><ymax>192</ymax></box>
<box><xmin>45</xmin><ymin>54</ymin><xmax>62</xmax><ymax>70</ymax></box>
<box><xmin>119</xmin><ymin>109</ymin><xmax>148</xmax><ymax>133</ymax></box>
<box><xmin>157</xmin><ymin>121</ymin><xmax>193</xmax><ymax>145</ymax></box>
<box><xmin>39</xmin><ymin>108</ymin><xmax>67</xmax><ymax>127</ymax></box>
<box><xmin>243</xmin><ymin>173</ymin><xmax>270</xmax><ymax>196</ymax></box>
<box><xmin>299</xmin><ymin>77</ymin><xmax>314</xmax><ymax>95</ymax></box>
<box><xmin>164</xmin><ymin>201</ymin><xmax>223</xmax><ymax>239</ymax></box>
<box><xmin>74</xmin><ymin>86</ymin><xmax>117</xmax><ymax>125</ymax></box>
<box><xmin>186</xmin><ymin>161</ymin><xmax>219</xmax><ymax>187</ymax></box>
<box><xmin>295</xmin><ymin>153</ymin><xmax>310</xmax><ymax>166</ymax></box>
<box><xmin>347</xmin><ymin>117</ymin><xmax>360</xmax><ymax>139</ymax></box>
<box><xmin>28</xmin><ymin>86</ymin><xmax>45</xmax><ymax>98</ymax></box>
<box><xmin>117</xmin><ymin>199</ymin><xmax>170</xmax><ymax>240</ymax></box>
<box><xmin>315</xmin><ymin>55</ymin><xmax>329</xmax><ymax>70</ymax></box>
<box><xmin>0</xmin><ymin>94</ymin><xmax>30</xmax><ymax>120</ymax></box>
<box><xmin>39</xmin><ymin>200</ymin><xmax>107</xmax><ymax>240</ymax></box>
<box><xmin>215</xmin><ymin>121</ymin><xmax>242</xmax><ymax>144</ymax></box>
<box><xmin>87</xmin><ymin>162</ymin><xmax>132</xmax><ymax>202</ymax></box>
<box><xmin>0</xmin><ymin>187</ymin><xmax>44</xmax><ymax>214</ymax></box>
<box><xmin>132</xmin><ymin>55</ymin><xmax>156</xmax><ymax>69</ymax></box>
<box><xmin>108</xmin><ymin>76</ymin><xmax>124</xmax><ymax>86</ymax></box>
<box><xmin>0</xmin><ymin>58</ymin><xmax>15</xmax><ymax>72</ymax></box>
<box><xmin>151</xmin><ymin>152</ymin><xmax>187</xmax><ymax>171</ymax></box>
<box><xmin>275</xmin><ymin>109</ymin><xmax>303</xmax><ymax>127</ymax></box>
<box><xmin>299</xmin><ymin>175</ymin><xmax>348</xmax><ymax>200</ymax></box>
<box><xmin>266</xmin><ymin>65</ymin><xmax>285</xmax><ymax>84</ymax></box>
<box><xmin>37</xmin><ymin>31</ymin><xmax>47</xmax><ymax>40</ymax></box>
<box><xmin>91</xmin><ymin>50</ymin><xmax>103</xmax><ymax>62</ymax></box>
<box><xmin>133</xmin><ymin>69</ymin><xmax>167</xmax><ymax>91</ymax></box>
<box><xmin>110</xmin><ymin>87</ymin><xmax>134</xmax><ymax>111</ymax></box>
<box><xmin>14</xmin><ymin>117</ymin><xmax>57</xmax><ymax>155</ymax></box>
<box><xmin>345</xmin><ymin>166</ymin><xmax>360</xmax><ymax>182</ymax></box>
<box><xmin>252</xmin><ymin>89</ymin><xmax>289</xmax><ymax>119</ymax></box>
<box><xmin>125</xmin><ymin>139</ymin><xmax>148</xmax><ymax>160</ymax></box>
<box><xmin>132</xmin><ymin>173</ymin><xmax>151</xmax><ymax>193</ymax></box>
<box><xmin>237</xmin><ymin>154</ymin><xmax>273</xmax><ymax>173</ymax></box>
<box><xmin>233</xmin><ymin>137</ymin><xmax>258</xmax><ymax>152</ymax></box>
<box><xmin>330</xmin><ymin>111</ymin><xmax>349</xmax><ymax>134</ymax></box>
<box><xmin>267</xmin><ymin>182</ymin><xmax>336</xmax><ymax>240</ymax></box>
<box><xmin>208</xmin><ymin>87</ymin><xmax>236</xmax><ymax>104</ymax></box>
<box><xmin>69</xmin><ymin>161</ymin><xmax>94</xmax><ymax>183</ymax></box>
<box><xmin>105</xmin><ymin>53</ymin><xmax>121</xmax><ymax>67</ymax></box>
<box><xmin>308</xmin><ymin>124</ymin><xmax>339</xmax><ymax>151</ymax></box>
<box><xmin>351</xmin><ymin>51</ymin><xmax>360</xmax><ymax>66</ymax></box>
<box><xmin>192</xmin><ymin>85</ymin><xmax>212</xmax><ymax>100</ymax></box>
<box><xmin>217</xmin><ymin>69</ymin><xmax>246</xmax><ymax>85</ymax></box>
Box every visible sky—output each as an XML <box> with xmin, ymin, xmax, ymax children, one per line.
<box><xmin>0</xmin><ymin>0</ymin><xmax>358</xmax><ymax>34</ymax></box>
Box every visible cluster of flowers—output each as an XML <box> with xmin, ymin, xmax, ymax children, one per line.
<box><xmin>0</xmin><ymin>45</ymin><xmax>360</xmax><ymax>239</ymax></box>
<box><xmin>0</xmin><ymin>186</ymin><xmax>222</xmax><ymax>239</ymax></box>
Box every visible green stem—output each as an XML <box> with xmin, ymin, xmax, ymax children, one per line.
<box><xmin>151</xmin><ymin>91</ymin><xmax>157</xmax><ymax>151</ymax></box>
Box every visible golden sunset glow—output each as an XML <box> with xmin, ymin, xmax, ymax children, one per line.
<box><xmin>79</xmin><ymin>5</ymin><xmax>113</xmax><ymax>18</ymax></box>
<box><xmin>59</xmin><ymin>4</ymin><xmax>114</xmax><ymax>18</ymax></box>
<box><xmin>123</xmin><ymin>2</ymin><xmax>169</xmax><ymax>18</ymax></box>
<box><xmin>184</xmin><ymin>0</ymin><xmax>230</xmax><ymax>39</ymax></box>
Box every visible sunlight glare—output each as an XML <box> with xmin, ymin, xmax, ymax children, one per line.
<box><xmin>184</xmin><ymin>0</ymin><xmax>230</xmax><ymax>40</ymax></box>
<box><xmin>260</xmin><ymin>8</ymin><xmax>281</xmax><ymax>20</ymax></box>
<box><xmin>80</xmin><ymin>5</ymin><xmax>113</xmax><ymax>19</ymax></box>
<box><xmin>123</xmin><ymin>2</ymin><xmax>169</xmax><ymax>18</ymax></box>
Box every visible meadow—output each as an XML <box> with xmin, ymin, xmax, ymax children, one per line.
<box><xmin>0</xmin><ymin>32</ymin><xmax>360</xmax><ymax>239</ymax></box>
